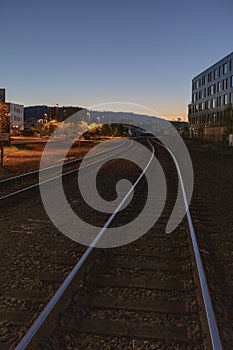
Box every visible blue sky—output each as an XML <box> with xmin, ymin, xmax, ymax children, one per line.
<box><xmin>1</xmin><ymin>0</ymin><xmax>233</xmax><ymax>120</ymax></box>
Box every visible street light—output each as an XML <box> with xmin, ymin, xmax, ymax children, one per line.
<box><xmin>55</xmin><ymin>104</ymin><xmax>59</xmax><ymax>120</ymax></box>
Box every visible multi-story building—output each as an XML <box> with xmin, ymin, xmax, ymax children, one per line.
<box><xmin>0</xmin><ymin>88</ymin><xmax>24</xmax><ymax>132</ymax></box>
<box><xmin>188</xmin><ymin>52</ymin><xmax>233</xmax><ymax>139</ymax></box>
<box><xmin>8</xmin><ymin>103</ymin><xmax>24</xmax><ymax>131</ymax></box>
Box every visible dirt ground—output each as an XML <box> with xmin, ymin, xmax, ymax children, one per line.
<box><xmin>1</xmin><ymin>137</ymin><xmax>233</xmax><ymax>346</ymax></box>
<box><xmin>1</xmin><ymin>139</ymin><xmax>232</xmax><ymax>232</ymax></box>
<box><xmin>0</xmin><ymin>141</ymin><xmax>95</xmax><ymax>179</ymax></box>
<box><xmin>186</xmin><ymin>139</ymin><xmax>233</xmax><ymax>233</ymax></box>
<box><xmin>185</xmin><ymin>139</ymin><xmax>233</xmax><ymax>345</ymax></box>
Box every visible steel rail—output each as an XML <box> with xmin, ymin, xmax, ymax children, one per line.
<box><xmin>0</xmin><ymin>140</ymin><xmax>131</xmax><ymax>201</ymax></box>
<box><xmin>15</xmin><ymin>140</ymin><xmax>155</xmax><ymax>350</ymax></box>
<box><xmin>158</xmin><ymin>140</ymin><xmax>222</xmax><ymax>350</ymax></box>
<box><xmin>0</xmin><ymin>139</ymin><xmax>128</xmax><ymax>184</ymax></box>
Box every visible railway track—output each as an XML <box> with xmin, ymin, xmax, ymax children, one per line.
<box><xmin>0</xmin><ymin>138</ymin><xmax>223</xmax><ymax>349</ymax></box>
<box><xmin>0</xmin><ymin>139</ymin><xmax>130</xmax><ymax>200</ymax></box>
<box><xmin>0</xmin><ymin>138</ymin><xmax>130</xmax><ymax>350</ymax></box>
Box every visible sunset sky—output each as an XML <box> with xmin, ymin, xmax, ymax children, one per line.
<box><xmin>1</xmin><ymin>0</ymin><xmax>233</xmax><ymax>120</ymax></box>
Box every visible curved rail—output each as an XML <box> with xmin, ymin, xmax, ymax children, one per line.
<box><xmin>156</xmin><ymin>139</ymin><xmax>222</xmax><ymax>350</ymax></box>
<box><xmin>15</xmin><ymin>138</ymin><xmax>222</xmax><ymax>349</ymax></box>
<box><xmin>15</xmin><ymin>140</ymin><xmax>155</xmax><ymax>350</ymax></box>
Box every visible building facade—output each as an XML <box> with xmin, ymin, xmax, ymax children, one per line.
<box><xmin>188</xmin><ymin>52</ymin><xmax>233</xmax><ymax>139</ymax></box>
<box><xmin>8</xmin><ymin>103</ymin><xmax>24</xmax><ymax>131</ymax></box>
<box><xmin>0</xmin><ymin>89</ymin><xmax>24</xmax><ymax>132</ymax></box>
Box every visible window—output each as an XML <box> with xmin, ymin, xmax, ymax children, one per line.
<box><xmin>223</xmin><ymin>62</ymin><xmax>228</xmax><ymax>74</ymax></box>
<box><xmin>231</xmin><ymin>93</ymin><xmax>233</xmax><ymax>104</ymax></box>
<box><xmin>217</xmin><ymin>96</ymin><xmax>222</xmax><ymax>107</ymax></box>
<box><xmin>230</xmin><ymin>60</ymin><xmax>232</xmax><ymax>71</ymax></box>
<box><xmin>208</xmin><ymin>72</ymin><xmax>212</xmax><ymax>82</ymax></box>
<box><xmin>213</xmin><ymin>98</ymin><xmax>216</xmax><ymax>108</ymax></box>
<box><xmin>207</xmin><ymin>100</ymin><xmax>211</xmax><ymax>109</ymax></box>
<box><xmin>213</xmin><ymin>69</ymin><xmax>218</xmax><ymax>79</ymax></box>
<box><xmin>201</xmin><ymin>102</ymin><xmax>205</xmax><ymax>111</ymax></box>
<box><xmin>222</xmin><ymin>78</ymin><xmax>228</xmax><ymax>90</ymax></box>
<box><xmin>219</xmin><ymin>66</ymin><xmax>221</xmax><ymax>77</ymax></box>
<box><xmin>224</xmin><ymin>94</ymin><xmax>228</xmax><ymax>105</ymax></box>
<box><xmin>217</xmin><ymin>81</ymin><xmax>221</xmax><ymax>92</ymax></box>
<box><xmin>230</xmin><ymin>76</ymin><xmax>233</xmax><ymax>88</ymax></box>
<box><xmin>210</xmin><ymin>85</ymin><xmax>214</xmax><ymax>95</ymax></box>
<box><xmin>230</xmin><ymin>93</ymin><xmax>233</xmax><ymax>103</ymax></box>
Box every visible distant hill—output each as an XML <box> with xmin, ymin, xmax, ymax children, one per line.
<box><xmin>24</xmin><ymin>105</ymin><xmax>188</xmax><ymax>136</ymax></box>
<box><xmin>24</xmin><ymin>105</ymin><xmax>83</xmax><ymax>123</ymax></box>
